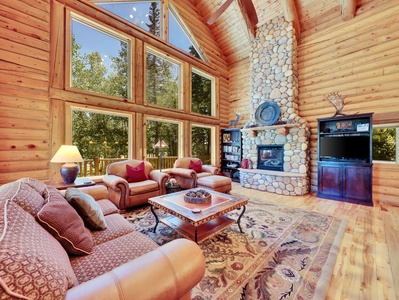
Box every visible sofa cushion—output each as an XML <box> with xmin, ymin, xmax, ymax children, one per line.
<box><xmin>70</xmin><ymin>231</ymin><xmax>159</xmax><ymax>284</ymax></box>
<box><xmin>91</xmin><ymin>213</ymin><xmax>135</xmax><ymax>245</ymax></box>
<box><xmin>126</xmin><ymin>162</ymin><xmax>149</xmax><ymax>183</ymax></box>
<box><xmin>17</xmin><ymin>177</ymin><xmax>48</xmax><ymax>197</ymax></box>
<box><xmin>0</xmin><ymin>201</ymin><xmax>78</xmax><ymax>299</ymax></box>
<box><xmin>97</xmin><ymin>199</ymin><xmax>120</xmax><ymax>216</ymax></box>
<box><xmin>65</xmin><ymin>187</ymin><xmax>107</xmax><ymax>230</ymax></box>
<box><xmin>37</xmin><ymin>186</ymin><xmax>94</xmax><ymax>256</ymax></box>
<box><xmin>0</xmin><ymin>181</ymin><xmax>45</xmax><ymax>217</ymax></box>
<box><xmin>128</xmin><ymin>180</ymin><xmax>159</xmax><ymax>195</ymax></box>
<box><xmin>189</xmin><ymin>159</ymin><xmax>203</xmax><ymax>173</ymax></box>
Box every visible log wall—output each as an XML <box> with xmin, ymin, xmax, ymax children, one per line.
<box><xmin>0</xmin><ymin>0</ymin><xmax>229</xmax><ymax>184</ymax></box>
<box><xmin>298</xmin><ymin>0</ymin><xmax>399</xmax><ymax>205</ymax></box>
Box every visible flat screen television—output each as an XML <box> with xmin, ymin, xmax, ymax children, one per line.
<box><xmin>319</xmin><ymin>135</ymin><xmax>370</xmax><ymax>162</ymax></box>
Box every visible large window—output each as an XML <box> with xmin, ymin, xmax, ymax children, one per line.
<box><xmin>191</xmin><ymin>125</ymin><xmax>215</xmax><ymax>165</ymax></box>
<box><xmin>71</xmin><ymin>108</ymin><xmax>131</xmax><ymax>176</ymax></box>
<box><xmin>373</xmin><ymin>126</ymin><xmax>398</xmax><ymax>163</ymax></box>
<box><xmin>191</xmin><ymin>68</ymin><xmax>215</xmax><ymax>116</ymax></box>
<box><xmin>146</xmin><ymin>119</ymin><xmax>181</xmax><ymax>169</ymax></box>
<box><xmin>96</xmin><ymin>1</ymin><xmax>162</xmax><ymax>38</ymax></box>
<box><xmin>146</xmin><ymin>49</ymin><xmax>181</xmax><ymax>109</ymax></box>
<box><xmin>71</xmin><ymin>16</ymin><xmax>130</xmax><ymax>98</ymax></box>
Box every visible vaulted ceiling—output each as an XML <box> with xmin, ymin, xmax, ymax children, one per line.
<box><xmin>190</xmin><ymin>0</ymin><xmax>357</xmax><ymax>64</ymax></box>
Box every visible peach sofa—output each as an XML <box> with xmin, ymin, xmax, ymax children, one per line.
<box><xmin>103</xmin><ymin>159</ymin><xmax>170</xmax><ymax>212</ymax></box>
<box><xmin>171</xmin><ymin>157</ymin><xmax>232</xmax><ymax>193</ymax></box>
<box><xmin>0</xmin><ymin>178</ymin><xmax>205</xmax><ymax>300</ymax></box>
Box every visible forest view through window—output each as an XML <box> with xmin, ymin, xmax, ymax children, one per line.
<box><xmin>191</xmin><ymin>125</ymin><xmax>212</xmax><ymax>164</ymax></box>
<box><xmin>71</xmin><ymin>18</ymin><xmax>129</xmax><ymax>98</ymax></box>
<box><xmin>372</xmin><ymin>127</ymin><xmax>398</xmax><ymax>163</ymax></box>
<box><xmin>72</xmin><ymin>109</ymin><xmax>130</xmax><ymax>176</ymax></box>
<box><xmin>146</xmin><ymin>119</ymin><xmax>179</xmax><ymax>170</ymax></box>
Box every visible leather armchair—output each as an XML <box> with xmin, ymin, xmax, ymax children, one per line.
<box><xmin>103</xmin><ymin>159</ymin><xmax>170</xmax><ymax>212</ymax></box>
<box><xmin>170</xmin><ymin>157</ymin><xmax>219</xmax><ymax>189</ymax></box>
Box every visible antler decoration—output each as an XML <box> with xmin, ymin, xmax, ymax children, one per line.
<box><xmin>326</xmin><ymin>92</ymin><xmax>351</xmax><ymax>117</ymax></box>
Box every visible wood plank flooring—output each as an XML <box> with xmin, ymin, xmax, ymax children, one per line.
<box><xmin>231</xmin><ymin>182</ymin><xmax>398</xmax><ymax>300</ymax></box>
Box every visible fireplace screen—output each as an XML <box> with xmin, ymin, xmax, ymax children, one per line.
<box><xmin>257</xmin><ymin>145</ymin><xmax>284</xmax><ymax>171</ymax></box>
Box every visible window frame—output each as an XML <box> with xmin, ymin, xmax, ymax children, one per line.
<box><xmin>191</xmin><ymin>67</ymin><xmax>216</xmax><ymax>117</ymax></box>
<box><xmin>144</xmin><ymin>46</ymin><xmax>183</xmax><ymax>110</ymax></box>
<box><xmin>372</xmin><ymin>123</ymin><xmax>399</xmax><ymax>164</ymax></box>
<box><xmin>65</xmin><ymin>103</ymin><xmax>133</xmax><ymax>161</ymax></box>
<box><xmin>191</xmin><ymin>123</ymin><xmax>216</xmax><ymax>166</ymax></box>
<box><xmin>144</xmin><ymin>116</ymin><xmax>183</xmax><ymax>160</ymax></box>
<box><xmin>66</xmin><ymin>11</ymin><xmax>133</xmax><ymax>100</ymax></box>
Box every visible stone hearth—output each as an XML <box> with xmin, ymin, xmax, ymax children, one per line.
<box><xmin>240</xmin><ymin>15</ymin><xmax>310</xmax><ymax>196</ymax></box>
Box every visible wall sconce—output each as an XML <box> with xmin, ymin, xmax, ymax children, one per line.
<box><xmin>51</xmin><ymin>145</ymin><xmax>84</xmax><ymax>184</ymax></box>
<box><xmin>153</xmin><ymin>140</ymin><xmax>168</xmax><ymax>172</ymax></box>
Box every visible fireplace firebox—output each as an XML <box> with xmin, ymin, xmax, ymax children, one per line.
<box><xmin>257</xmin><ymin>145</ymin><xmax>284</xmax><ymax>171</ymax></box>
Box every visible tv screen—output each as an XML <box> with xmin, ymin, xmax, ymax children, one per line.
<box><xmin>319</xmin><ymin>136</ymin><xmax>370</xmax><ymax>162</ymax></box>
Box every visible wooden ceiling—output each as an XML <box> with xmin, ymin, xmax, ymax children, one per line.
<box><xmin>191</xmin><ymin>0</ymin><xmax>357</xmax><ymax>64</ymax></box>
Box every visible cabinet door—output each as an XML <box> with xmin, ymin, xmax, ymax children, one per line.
<box><xmin>318</xmin><ymin>164</ymin><xmax>342</xmax><ymax>198</ymax></box>
<box><xmin>343</xmin><ymin>165</ymin><xmax>371</xmax><ymax>202</ymax></box>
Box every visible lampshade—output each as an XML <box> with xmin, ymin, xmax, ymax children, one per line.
<box><xmin>153</xmin><ymin>140</ymin><xmax>168</xmax><ymax>149</ymax></box>
<box><xmin>51</xmin><ymin>145</ymin><xmax>84</xmax><ymax>184</ymax></box>
<box><xmin>51</xmin><ymin>145</ymin><xmax>84</xmax><ymax>163</ymax></box>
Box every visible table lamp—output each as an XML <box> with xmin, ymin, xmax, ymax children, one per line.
<box><xmin>153</xmin><ymin>140</ymin><xmax>168</xmax><ymax>172</ymax></box>
<box><xmin>51</xmin><ymin>145</ymin><xmax>84</xmax><ymax>184</ymax></box>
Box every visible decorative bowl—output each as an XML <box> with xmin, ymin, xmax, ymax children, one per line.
<box><xmin>184</xmin><ymin>189</ymin><xmax>211</xmax><ymax>204</ymax></box>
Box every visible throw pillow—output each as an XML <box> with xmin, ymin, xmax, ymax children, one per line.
<box><xmin>36</xmin><ymin>186</ymin><xmax>94</xmax><ymax>255</ymax></box>
<box><xmin>65</xmin><ymin>187</ymin><xmax>107</xmax><ymax>230</ymax></box>
<box><xmin>189</xmin><ymin>159</ymin><xmax>203</xmax><ymax>173</ymax></box>
<box><xmin>126</xmin><ymin>162</ymin><xmax>149</xmax><ymax>183</ymax></box>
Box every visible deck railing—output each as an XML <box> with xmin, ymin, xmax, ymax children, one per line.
<box><xmin>78</xmin><ymin>155</ymin><xmax>211</xmax><ymax>177</ymax></box>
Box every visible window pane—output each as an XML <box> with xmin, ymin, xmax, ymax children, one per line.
<box><xmin>168</xmin><ymin>9</ymin><xmax>202</xmax><ymax>59</ymax></box>
<box><xmin>146</xmin><ymin>120</ymin><xmax>179</xmax><ymax>170</ymax></box>
<box><xmin>372</xmin><ymin>128</ymin><xmax>396</xmax><ymax>161</ymax></box>
<box><xmin>96</xmin><ymin>1</ymin><xmax>161</xmax><ymax>38</ymax></box>
<box><xmin>71</xmin><ymin>19</ymin><xmax>129</xmax><ymax>98</ymax></box>
<box><xmin>146</xmin><ymin>51</ymin><xmax>180</xmax><ymax>109</ymax></box>
<box><xmin>72</xmin><ymin>110</ymin><xmax>130</xmax><ymax>176</ymax></box>
<box><xmin>191</xmin><ymin>70</ymin><xmax>213</xmax><ymax>116</ymax></box>
<box><xmin>192</xmin><ymin>126</ymin><xmax>211</xmax><ymax>164</ymax></box>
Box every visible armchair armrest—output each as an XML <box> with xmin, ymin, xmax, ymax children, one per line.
<box><xmin>65</xmin><ymin>239</ymin><xmax>205</xmax><ymax>300</ymax></box>
<box><xmin>102</xmin><ymin>174</ymin><xmax>129</xmax><ymax>211</ymax></box>
<box><xmin>148</xmin><ymin>170</ymin><xmax>170</xmax><ymax>195</ymax></box>
<box><xmin>170</xmin><ymin>168</ymin><xmax>197</xmax><ymax>179</ymax></box>
<box><xmin>202</xmin><ymin>165</ymin><xmax>219</xmax><ymax>174</ymax></box>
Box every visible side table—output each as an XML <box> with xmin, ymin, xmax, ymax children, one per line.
<box><xmin>166</xmin><ymin>184</ymin><xmax>181</xmax><ymax>194</ymax></box>
<box><xmin>45</xmin><ymin>179</ymin><xmax>96</xmax><ymax>190</ymax></box>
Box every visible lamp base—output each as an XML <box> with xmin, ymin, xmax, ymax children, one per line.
<box><xmin>60</xmin><ymin>163</ymin><xmax>79</xmax><ymax>184</ymax></box>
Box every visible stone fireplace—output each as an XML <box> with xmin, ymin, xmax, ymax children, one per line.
<box><xmin>257</xmin><ymin>144</ymin><xmax>284</xmax><ymax>171</ymax></box>
<box><xmin>239</xmin><ymin>15</ymin><xmax>310</xmax><ymax>196</ymax></box>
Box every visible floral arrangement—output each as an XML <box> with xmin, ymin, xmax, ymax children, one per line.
<box><xmin>166</xmin><ymin>178</ymin><xmax>179</xmax><ymax>188</ymax></box>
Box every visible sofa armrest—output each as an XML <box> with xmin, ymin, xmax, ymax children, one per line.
<box><xmin>170</xmin><ymin>168</ymin><xmax>197</xmax><ymax>179</ymax></box>
<box><xmin>65</xmin><ymin>239</ymin><xmax>205</xmax><ymax>300</ymax></box>
<box><xmin>148</xmin><ymin>170</ymin><xmax>170</xmax><ymax>195</ymax></box>
<box><xmin>102</xmin><ymin>174</ymin><xmax>129</xmax><ymax>211</ymax></box>
<box><xmin>202</xmin><ymin>165</ymin><xmax>219</xmax><ymax>174</ymax></box>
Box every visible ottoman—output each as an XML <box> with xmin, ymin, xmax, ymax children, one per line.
<box><xmin>197</xmin><ymin>175</ymin><xmax>232</xmax><ymax>193</ymax></box>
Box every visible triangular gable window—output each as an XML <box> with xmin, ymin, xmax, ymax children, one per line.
<box><xmin>168</xmin><ymin>8</ymin><xmax>204</xmax><ymax>60</ymax></box>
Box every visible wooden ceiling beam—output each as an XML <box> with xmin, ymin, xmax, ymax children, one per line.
<box><xmin>237</xmin><ymin>0</ymin><xmax>258</xmax><ymax>39</ymax></box>
<box><xmin>280</xmin><ymin>0</ymin><xmax>301</xmax><ymax>42</ymax></box>
<box><xmin>341</xmin><ymin>0</ymin><xmax>357</xmax><ymax>21</ymax></box>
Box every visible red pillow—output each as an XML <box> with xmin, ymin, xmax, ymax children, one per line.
<box><xmin>126</xmin><ymin>162</ymin><xmax>149</xmax><ymax>182</ymax></box>
<box><xmin>189</xmin><ymin>160</ymin><xmax>202</xmax><ymax>173</ymax></box>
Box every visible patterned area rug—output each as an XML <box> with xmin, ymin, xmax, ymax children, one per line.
<box><xmin>124</xmin><ymin>196</ymin><xmax>347</xmax><ymax>300</ymax></box>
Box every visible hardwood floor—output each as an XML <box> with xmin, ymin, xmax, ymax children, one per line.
<box><xmin>231</xmin><ymin>182</ymin><xmax>399</xmax><ymax>300</ymax></box>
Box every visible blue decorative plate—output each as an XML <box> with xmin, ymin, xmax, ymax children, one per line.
<box><xmin>255</xmin><ymin>102</ymin><xmax>280</xmax><ymax>126</ymax></box>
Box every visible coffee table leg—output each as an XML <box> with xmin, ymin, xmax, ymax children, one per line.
<box><xmin>237</xmin><ymin>205</ymin><xmax>246</xmax><ymax>233</ymax></box>
<box><xmin>150</xmin><ymin>205</ymin><xmax>159</xmax><ymax>233</ymax></box>
<box><xmin>195</xmin><ymin>227</ymin><xmax>198</xmax><ymax>243</ymax></box>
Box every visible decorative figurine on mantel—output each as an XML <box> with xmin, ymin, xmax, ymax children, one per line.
<box><xmin>326</xmin><ymin>92</ymin><xmax>351</xmax><ymax>117</ymax></box>
<box><xmin>229</xmin><ymin>111</ymin><xmax>242</xmax><ymax>127</ymax></box>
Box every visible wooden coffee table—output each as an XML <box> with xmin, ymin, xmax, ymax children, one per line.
<box><xmin>148</xmin><ymin>189</ymin><xmax>248</xmax><ymax>243</ymax></box>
